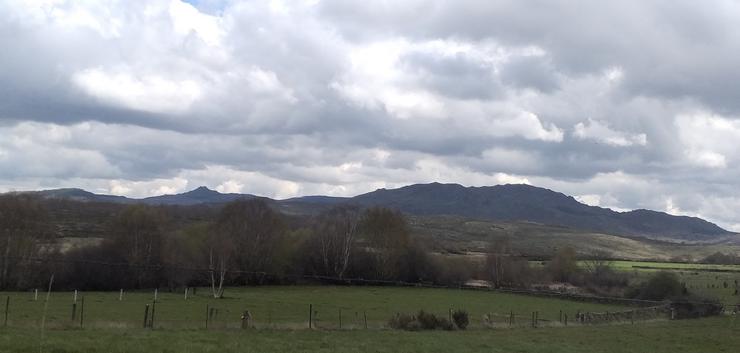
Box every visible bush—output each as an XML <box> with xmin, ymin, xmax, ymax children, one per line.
<box><xmin>452</xmin><ymin>310</ymin><xmax>469</xmax><ymax>330</ymax></box>
<box><xmin>388</xmin><ymin>313</ymin><xmax>420</xmax><ymax>331</ymax></box>
<box><xmin>628</xmin><ymin>272</ymin><xmax>685</xmax><ymax>301</ymax></box>
<box><xmin>388</xmin><ymin>311</ymin><xmax>454</xmax><ymax>331</ymax></box>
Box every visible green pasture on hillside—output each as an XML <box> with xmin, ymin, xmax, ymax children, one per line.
<box><xmin>530</xmin><ymin>260</ymin><xmax>740</xmax><ymax>306</ymax></box>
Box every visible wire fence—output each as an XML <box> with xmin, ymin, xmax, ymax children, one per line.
<box><xmin>0</xmin><ymin>288</ymin><xmax>690</xmax><ymax>332</ymax></box>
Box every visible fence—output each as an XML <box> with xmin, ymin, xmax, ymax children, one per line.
<box><xmin>0</xmin><ymin>288</ymin><xmax>684</xmax><ymax>331</ymax></box>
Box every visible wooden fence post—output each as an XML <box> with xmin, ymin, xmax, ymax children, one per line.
<box><xmin>531</xmin><ymin>312</ymin><xmax>535</xmax><ymax>328</ymax></box>
<box><xmin>34</xmin><ymin>289</ymin><xmax>38</xmax><ymax>301</ymax></box>
<box><xmin>205</xmin><ymin>304</ymin><xmax>209</xmax><ymax>329</ymax></box>
<box><xmin>4</xmin><ymin>296</ymin><xmax>8</xmax><ymax>327</ymax></box>
<box><xmin>309</xmin><ymin>304</ymin><xmax>313</xmax><ymax>329</ymax></box>
<box><xmin>363</xmin><ymin>311</ymin><xmax>368</xmax><ymax>329</ymax></box>
<box><xmin>143</xmin><ymin>304</ymin><xmax>150</xmax><ymax>328</ymax></box>
<box><xmin>241</xmin><ymin>311</ymin><xmax>251</xmax><ymax>329</ymax></box>
<box><xmin>79</xmin><ymin>296</ymin><xmax>85</xmax><ymax>328</ymax></box>
<box><xmin>150</xmin><ymin>301</ymin><xmax>156</xmax><ymax>329</ymax></box>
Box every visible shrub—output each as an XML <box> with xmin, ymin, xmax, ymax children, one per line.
<box><xmin>388</xmin><ymin>311</ymin><xmax>454</xmax><ymax>331</ymax></box>
<box><xmin>627</xmin><ymin>272</ymin><xmax>684</xmax><ymax>300</ymax></box>
<box><xmin>388</xmin><ymin>313</ymin><xmax>420</xmax><ymax>331</ymax></box>
<box><xmin>452</xmin><ymin>310</ymin><xmax>469</xmax><ymax>330</ymax></box>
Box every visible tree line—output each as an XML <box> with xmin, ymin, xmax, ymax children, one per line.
<box><xmin>0</xmin><ymin>194</ymin><xmax>446</xmax><ymax>295</ymax></box>
<box><xmin>0</xmin><ymin>194</ymin><xmax>718</xmax><ymax>303</ymax></box>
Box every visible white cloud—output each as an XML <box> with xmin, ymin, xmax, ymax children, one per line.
<box><xmin>676</xmin><ymin>112</ymin><xmax>740</xmax><ymax>169</ymax></box>
<box><xmin>573</xmin><ymin>118</ymin><xmax>647</xmax><ymax>147</ymax></box>
<box><xmin>489</xmin><ymin>111</ymin><xmax>564</xmax><ymax>142</ymax></box>
<box><xmin>73</xmin><ymin>68</ymin><xmax>203</xmax><ymax>114</ymax></box>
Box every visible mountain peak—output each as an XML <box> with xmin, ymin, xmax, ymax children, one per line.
<box><xmin>186</xmin><ymin>186</ymin><xmax>218</xmax><ymax>195</ymax></box>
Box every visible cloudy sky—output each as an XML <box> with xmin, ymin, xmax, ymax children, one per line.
<box><xmin>1</xmin><ymin>1</ymin><xmax>740</xmax><ymax>229</ymax></box>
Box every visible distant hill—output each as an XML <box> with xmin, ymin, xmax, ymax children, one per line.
<box><xmin>140</xmin><ymin>186</ymin><xmax>253</xmax><ymax>205</ymax></box>
<box><xmin>349</xmin><ymin>183</ymin><xmax>732</xmax><ymax>241</ymax></box>
<box><xmin>14</xmin><ymin>182</ymin><xmax>734</xmax><ymax>242</ymax></box>
<box><xmin>32</xmin><ymin>188</ymin><xmax>133</xmax><ymax>204</ymax></box>
<box><xmin>30</xmin><ymin>186</ymin><xmax>253</xmax><ymax>205</ymax></box>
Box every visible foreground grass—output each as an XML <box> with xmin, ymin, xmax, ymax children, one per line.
<box><xmin>1</xmin><ymin>316</ymin><xmax>738</xmax><ymax>353</ymax></box>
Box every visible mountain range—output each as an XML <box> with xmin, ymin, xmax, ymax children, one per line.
<box><xmin>19</xmin><ymin>182</ymin><xmax>735</xmax><ymax>242</ymax></box>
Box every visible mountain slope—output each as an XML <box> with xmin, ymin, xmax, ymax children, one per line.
<box><xmin>15</xmin><ymin>182</ymin><xmax>734</xmax><ymax>242</ymax></box>
<box><xmin>141</xmin><ymin>186</ymin><xmax>253</xmax><ymax>205</ymax></box>
<box><xmin>349</xmin><ymin>183</ymin><xmax>731</xmax><ymax>241</ymax></box>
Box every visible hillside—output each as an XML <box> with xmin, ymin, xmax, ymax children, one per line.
<box><xmin>14</xmin><ymin>182</ymin><xmax>735</xmax><ymax>242</ymax></box>
<box><xmin>350</xmin><ymin>183</ymin><xmax>732</xmax><ymax>242</ymax></box>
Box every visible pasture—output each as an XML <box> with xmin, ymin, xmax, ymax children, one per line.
<box><xmin>593</xmin><ymin>260</ymin><xmax>740</xmax><ymax>306</ymax></box>
<box><xmin>0</xmin><ymin>316</ymin><xmax>737</xmax><ymax>353</ymax></box>
<box><xmin>0</xmin><ymin>286</ymin><xmax>629</xmax><ymax>330</ymax></box>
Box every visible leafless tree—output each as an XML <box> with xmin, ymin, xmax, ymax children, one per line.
<box><xmin>359</xmin><ymin>207</ymin><xmax>410</xmax><ymax>280</ymax></box>
<box><xmin>215</xmin><ymin>198</ymin><xmax>287</xmax><ymax>283</ymax></box>
<box><xmin>486</xmin><ymin>237</ymin><xmax>510</xmax><ymax>288</ymax></box>
<box><xmin>0</xmin><ymin>195</ymin><xmax>50</xmax><ymax>289</ymax></box>
<box><xmin>109</xmin><ymin>205</ymin><xmax>165</xmax><ymax>288</ymax></box>
<box><xmin>313</xmin><ymin>205</ymin><xmax>361</xmax><ymax>279</ymax></box>
<box><xmin>208</xmin><ymin>231</ymin><xmax>232</xmax><ymax>298</ymax></box>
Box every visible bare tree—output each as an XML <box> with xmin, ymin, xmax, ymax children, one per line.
<box><xmin>0</xmin><ymin>195</ymin><xmax>50</xmax><ymax>289</ymax></box>
<box><xmin>109</xmin><ymin>205</ymin><xmax>165</xmax><ymax>288</ymax></box>
<box><xmin>359</xmin><ymin>207</ymin><xmax>410</xmax><ymax>280</ymax></box>
<box><xmin>313</xmin><ymin>205</ymin><xmax>361</xmax><ymax>279</ymax></box>
<box><xmin>486</xmin><ymin>237</ymin><xmax>510</xmax><ymax>288</ymax></box>
<box><xmin>215</xmin><ymin>198</ymin><xmax>287</xmax><ymax>283</ymax></box>
<box><xmin>582</xmin><ymin>250</ymin><xmax>612</xmax><ymax>274</ymax></box>
<box><xmin>208</xmin><ymin>231</ymin><xmax>232</xmax><ymax>298</ymax></box>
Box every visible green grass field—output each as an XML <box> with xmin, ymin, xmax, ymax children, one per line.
<box><xmin>0</xmin><ymin>286</ymin><xmax>629</xmax><ymax>330</ymax></box>
<box><xmin>602</xmin><ymin>260</ymin><xmax>740</xmax><ymax>306</ymax></box>
<box><xmin>528</xmin><ymin>260</ymin><xmax>740</xmax><ymax>306</ymax></box>
<box><xmin>1</xmin><ymin>317</ymin><xmax>738</xmax><ymax>353</ymax></box>
<box><xmin>1</xmin><ymin>286</ymin><xmax>733</xmax><ymax>353</ymax></box>
<box><xmin>606</xmin><ymin>260</ymin><xmax>740</xmax><ymax>272</ymax></box>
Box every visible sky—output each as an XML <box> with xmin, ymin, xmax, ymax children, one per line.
<box><xmin>1</xmin><ymin>1</ymin><xmax>740</xmax><ymax>230</ymax></box>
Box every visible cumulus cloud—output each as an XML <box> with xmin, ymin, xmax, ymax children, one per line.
<box><xmin>573</xmin><ymin>119</ymin><xmax>647</xmax><ymax>147</ymax></box>
<box><xmin>2</xmin><ymin>1</ymin><xmax>740</xmax><ymax>230</ymax></box>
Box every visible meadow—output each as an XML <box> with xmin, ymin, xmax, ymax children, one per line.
<box><xmin>1</xmin><ymin>316</ymin><xmax>737</xmax><ymax>353</ymax></box>
<box><xmin>0</xmin><ymin>286</ymin><xmax>629</xmax><ymax>330</ymax></box>
<box><xmin>587</xmin><ymin>260</ymin><xmax>740</xmax><ymax>306</ymax></box>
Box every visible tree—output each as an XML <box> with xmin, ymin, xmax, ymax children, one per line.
<box><xmin>547</xmin><ymin>247</ymin><xmax>579</xmax><ymax>283</ymax></box>
<box><xmin>484</xmin><ymin>237</ymin><xmax>532</xmax><ymax>288</ymax></box>
<box><xmin>359</xmin><ymin>207</ymin><xmax>410</xmax><ymax>280</ymax></box>
<box><xmin>215</xmin><ymin>198</ymin><xmax>287</xmax><ymax>283</ymax></box>
<box><xmin>631</xmin><ymin>272</ymin><xmax>684</xmax><ymax>300</ymax></box>
<box><xmin>311</xmin><ymin>205</ymin><xmax>361</xmax><ymax>279</ymax></box>
<box><xmin>163</xmin><ymin>222</ymin><xmax>210</xmax><ymax>291</ymax></box>
<box><xmin>208</xmin><ymin>228</ymin><xmax>232</xmax><ymax>298</ymax></box>
<box><xmin>486</xmin><ymin>237</ymin><xmax>510</xmax><ymax>288</ymax></box>
<box><xmin>0</xmin><ymin>195</ymin><xmax>50</xmax><ymax>289</ymax></box>
<box><xmin>109</xmin><ymin>205</ymin><xmax>165</xmax><ymax>288</ymax></box>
